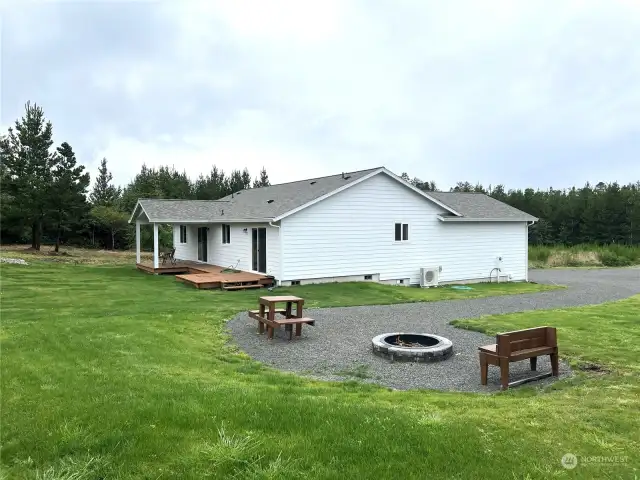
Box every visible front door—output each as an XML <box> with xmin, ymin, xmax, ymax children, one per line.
<box><xmin>251</xmin><ymin>227</ymin><xmax>267</xmax><ymax>273</ymax></box>
<box><xmin>197</xmin><ymin>227</ymin><xmax>208</xmax><ymax>262</ymax></box>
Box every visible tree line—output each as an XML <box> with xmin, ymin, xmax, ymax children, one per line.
<box><xmin>401</xmin><ymin>177</ymin><xmax>640</xmax><ymax>245</ymax></box>
<box><xmin>2</xmin><ymin>102</ymin><xmax>638</xmax><ymax>250</ymax></box>
<box><xmin>1</xmin><ymin>103</ymin><xmax>270</xmax><ymax>250</ymax></box>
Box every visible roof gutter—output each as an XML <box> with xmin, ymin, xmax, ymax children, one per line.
<box><xmin>438</xmin><ymin>216</ymin><xmax>539</xmax><ymax>222</ymax></box>
<box><xmin>143</xmin><ymin>218</ymin><xmax>276</xmax><ymax>224</ymax></box>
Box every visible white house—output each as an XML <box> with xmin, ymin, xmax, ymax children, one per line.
<box><xmin>128</xmin><ymin>167</ymin><xmax>537</xmax><ymax>286</ymax></box>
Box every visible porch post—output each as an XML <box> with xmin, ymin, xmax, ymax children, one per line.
<box><xmin>153</xmin><ymin>222</ymin><xmax>159</xmax><ymax>269</ymax></box>
<box><xmin>135</xmin><ymin>220</ymin><xmax>141</xmax><ymax>264</ymax></box>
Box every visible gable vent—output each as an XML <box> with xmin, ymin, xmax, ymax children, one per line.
<box><xmin>267</xmin><ymin>199</ymin><xmax>274</xmax><ymax>204</ymax></box>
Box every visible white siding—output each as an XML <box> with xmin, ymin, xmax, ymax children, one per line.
<box><xmin>281</xmin><ymin>173</ymin><xmax>528</xmax><ymax>284</ymax></box>
<box><xmin>173</xmin><ymin>224</ymin><xmax>197</xmax><ymax>261</ymax></box>
<box><xmin>208</xmin><ymin>223</ymin><xmax>281</xmax><ymax>278</ymax></box>
<box><xmin>172</xmin><ymin>223</ymin><xmax>280</xmax><ymax>277</ymax></box>
<box><xmin>433</xmin><ymin>222</ymin><xmax>528</xmax><ymax>282</ymax></box>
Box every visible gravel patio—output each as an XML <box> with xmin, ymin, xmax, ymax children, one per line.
<box><xmin>227</xmin><ymin>268</ymin><xmax>640</xmax><ymax>392</ymax></box>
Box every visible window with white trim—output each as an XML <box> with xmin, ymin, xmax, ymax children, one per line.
<box><xmin>222</xmin><ymin>224</ymin><xmax>231</xmax><ymax>244</ymax></box>
<box><xmin>394</xmin><ymin>223</ymin><xmax>409</xmax><ymax>242</ymax></box>
<box><xmin>179</xmin><ymin>225</ymin><xmax>187</xmax><ymax>244</ymax></box>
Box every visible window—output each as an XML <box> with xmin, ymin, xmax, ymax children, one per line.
<box><xmin>222</xmin><ymin>224</ymin><xmax>231</xmax><ymax>244</ymax></box>
<box><xmin>364</xmin><ymin>275</ymin><xmax>373</xmax><ymax>280</ymax></box>
<box><xmin>394</xmin><ymin>223</ymin><xmax>409</xmax><ymax>241</ymax></box>
<box><xmin>179</xmin><ymin>225</ymin><xmax>187</xmax><ymax>244</ymax></box>
<box><xmin>291</xmin><ymin>280</ymin><xmax>301</xmax><ymax>286</ymax></box>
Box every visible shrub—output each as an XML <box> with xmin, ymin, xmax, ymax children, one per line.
<box><xmin>598</xmin><ymin>251</ymin><xmax>632</xmax><ymax>267</ymax></box>
<box><xmin>605</xmin><ymin>244</ymin><xmax>640</xmax><ymax>263</ymax></box>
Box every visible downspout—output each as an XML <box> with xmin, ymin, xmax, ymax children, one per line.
<box><xmin>526</xmin><ymin>220</ymin><xmax>536</xmax><ymax>282</ymax></box>
<box><xmin>269</xmin><ymin>220</ymin><xmax>282</xmax><ymax>286</ymax></box>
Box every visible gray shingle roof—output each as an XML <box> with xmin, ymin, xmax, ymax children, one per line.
<box><xmin>136</xmin><ymin>199</ymin><xmax>229</xmax><ymax>222</ymax></box>
<box><xmin>216</xmin><ymin>167</ymin><xmax>381</xmax><ymax>219</ymax></box>
<box><xmin>429</xmin><ymin>192</ymin><xmax>537</xmax><ymax>221</ymax></box>
<box><xmin>131</xmin><ymin>168</ymin><xmax>537</xmax><ymax>223</ymax></box>
<box><xmin>133</xmin><ymin>168</ymin><xmax>381</xmax><ymax>222</ymax></box>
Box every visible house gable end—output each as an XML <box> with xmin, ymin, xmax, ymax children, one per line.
<box><xmin>273</xmin><ymin>168</ymin><xmax>461</xmax><ymax>221</ymax></box>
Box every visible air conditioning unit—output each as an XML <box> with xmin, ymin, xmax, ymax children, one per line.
<box><xmin>420</xmin><ymin>267</ymin><xmax>439</xmax><ymax>287</ymax></box>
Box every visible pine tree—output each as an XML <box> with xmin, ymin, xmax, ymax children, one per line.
<box><xmin>452</xmin><ymin>181</ymin><xmax>474</xmax><ymax>192</ymax></box>
<box><xmin>51</xmin><ymin>142</ymin><xmax>90</xmax><ymax>251</ymax></box>
<box><xmin>241</xmin><ymin>168</ymin><xmax>252</xmax><ymax>190</ymax></box>
<box><xmin>0</xmin><ymin>101</ymin><xmax>57</xmax><ymax>250</ymax></box>
<box><xmin>228</xmin><ymin>169</ymin><xmax>252</xmax><ymax>193</ymax></box>
<box><xmin>253</xmin><ymin>167</ymin><xmax>270</xmax><ymax>188</ymax></box>
<box><xmin>90</xmin><ymin>157</ymin><xmax>120</xmax><ymax>206</ymax></box>
<box><xmin>193</xmin><ymin>166</ymin><xmax>228</xmax><ymax>200</ymax></box>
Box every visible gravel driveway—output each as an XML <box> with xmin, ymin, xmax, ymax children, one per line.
<box><xmin>227</xmin><ymin>268</ymin><xmax>640</xmax><ymax>392</ymax></box>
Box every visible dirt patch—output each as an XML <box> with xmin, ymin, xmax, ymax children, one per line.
<box><xmin>577</xmin><ymin>362</ymin><xmax>609</xmax><ymax>373</ymax></box>
<box><xmin>0</xmin><ymin>244</ymin><xmax>153</xmax><ymax>266</ymax></box>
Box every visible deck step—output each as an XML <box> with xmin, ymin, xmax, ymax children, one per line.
<box><xmin>222</xmin><ymin>284</ymin><xmax>264</xmax><ymax>291</ymax></box>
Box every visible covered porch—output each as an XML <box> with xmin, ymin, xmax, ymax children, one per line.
<box><xmin>129</xmin><ymin>200</ymin><xmax>275</xmax><ymax>290</ymax></box>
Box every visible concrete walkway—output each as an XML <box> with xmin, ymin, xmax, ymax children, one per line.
<box><xmin>228</xmin><ymin>268</ymin><xmax>639</xmax><ymax>392</ymax></box>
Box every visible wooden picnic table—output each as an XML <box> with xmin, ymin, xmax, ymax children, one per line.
<box><xmin>248</xmin><ymin>295</ymin><xmax>315</xmax><ymax>340</ymax></box>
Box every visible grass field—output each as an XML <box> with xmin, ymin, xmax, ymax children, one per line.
<box><xmin>4</xmin><ymin>243</ymin><xmax>639</xmax><ymax>269</ymax></box>
<box><xmin>529</xmin><ymin>244</ymin><xmax>640</xmax><ymax>268</ymax></box>
<box><xmin>1</xmin><ymin>261</ymin><xmax>638</xmax><ymax>479</ymax></box>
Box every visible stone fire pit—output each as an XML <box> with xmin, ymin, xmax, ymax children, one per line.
<box><xmin>372</xmin><ymin>333</ymin><xmax>453</xmax><ymax>362</ymax></box>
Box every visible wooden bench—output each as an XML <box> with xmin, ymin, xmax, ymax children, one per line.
<box><xmin>478</xmin><ymin>326</ymin><xmax>559</xmax><ymax>390</ymax></box>
<box><xmin>248</xmin><ymin>310</ymin><xmax>315</xmax><ymax>340</ymax></box>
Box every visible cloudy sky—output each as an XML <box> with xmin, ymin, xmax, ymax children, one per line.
<box><xmin>3</xmin><ymin>0</ymin><xmax>639</xmax><ymax>190</ymax></box>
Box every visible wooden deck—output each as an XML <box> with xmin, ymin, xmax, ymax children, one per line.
<box><xmin>136</xmin><ymin>260</ymin><xmax>218</xmax><ymax>275</ymax></box>
<box><xmin>136</xmin><ymin>261</ymin><xmax>274</xmax><ymax>290</ymax></box>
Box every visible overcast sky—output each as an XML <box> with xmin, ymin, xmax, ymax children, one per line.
<box><xmin>3</xmin><ymin>0</ymin><xmax>639</xmax><ymax>190</ymax></box>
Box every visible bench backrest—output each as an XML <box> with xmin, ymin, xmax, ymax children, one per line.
<box><xmin>496</xmin><ymin>326</ymin><xmax>556</xmax><ymax>356</ymax></box>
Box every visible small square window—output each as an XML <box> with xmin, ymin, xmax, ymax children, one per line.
<box><xmin>395</xmin><ymin>223</ymin><xmax>409</xmax><ymax>242</ymax></box>
<box><xmin>291</xmin><ymin>280</ymin><xmax>301</xmax><ymax>286</ymax></box>
<box><xmin>222</xmin><ymin>224</ymin><xmax>231</xmax><ymax>244</ymax></box>
<box><xmin>364</xmin><ymin>275</ymin><xmax>373</xmax><ymax>280</ymax></box>
<box><xmin>179</xmin><ymin>225</ymin><xmax>187</xmax><ymax>244</ymax></box>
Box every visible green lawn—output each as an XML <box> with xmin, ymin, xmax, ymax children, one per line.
<box><xmin>1</xmin><ymin>263</ymin><xmax>638</xmax><ymax>479</ymax></box>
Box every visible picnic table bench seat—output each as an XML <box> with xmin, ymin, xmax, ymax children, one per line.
<box><xmin>249</xmin><ymin>295</ymin><xmax>315</xmax><ymax>340</ymax></box>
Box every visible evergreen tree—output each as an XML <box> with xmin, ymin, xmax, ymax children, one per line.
<box><xmin>452</xmin><ymin>181</ymin><xmax>475</xmax><ymax>192</ymax></box>
<box><xmin>50</xmin><ymin>142</ymin><xmax>90</xmax><ymax>251</ymax></box>
<box><xmin>253</xmin><ymin>167</ymin><xmax>270</xmax><ymax>188</ymax></box>
<box><xmin>241</xmin><ymin>168</ymin><xmax>252</xmax><ymax>189</ymax></box>
<box><xmin>193</xmin><ymin>166</ymin><xmax>228</xmax><ymax>200</ymax></box>
<box><xmin>228</xmin><ymin>168</ymin><xmax>252</xmax><ymax>193</ymax></box>
<box><xmin>120</xmin><ymin>164</ymin><xmax>192</xmax><ymax>213</ymax></box>
<box><xmin>0</xmin><ymin>102</ymin><xmax>58</xmax><ymax>250</ymax></box>
<box><xmin>90</xmin><ymin>158</ymin><xmax>120</xmax><ymax>206</ymax></box>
